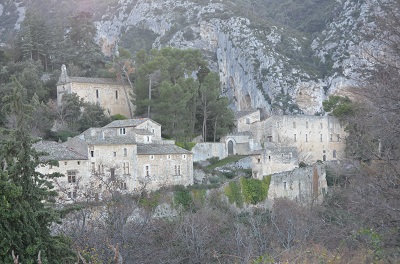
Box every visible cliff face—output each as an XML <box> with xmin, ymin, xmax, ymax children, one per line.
<box><xmin>0</xmin><ymin>0</ymin><xmax>385</xmax><ymax>115</ymax></box>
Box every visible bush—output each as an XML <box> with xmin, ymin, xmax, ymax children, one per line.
<box><xmin>224</xmin><ymin>181</ymin><xmax>243</xmax><ymax>208</ymax></box>
<box><xmin>175</xmin><ymin>142</ymin><xmax>196</xmax><ymax>151</ymax></box>
<box><xmin>240</xmin><ymin>176</ymin><xmax>271</xmax><ymax>205</ymax></box>
<box><xmin>173</xmin><ymin>186</ymin><xmax>192</xmax><ymax>210</ymax></box>
<box><xmin>299</xmin><ymin>161</ymin><xmax>308</xmax><ymax>168</ymax></box>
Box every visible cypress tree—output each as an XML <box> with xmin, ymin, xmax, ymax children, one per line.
<box><xmin>0</xmin><ymin>77</ymin><xmax>75</xmax><ymax>263</ymax></box>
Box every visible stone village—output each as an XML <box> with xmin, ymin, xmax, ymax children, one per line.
<box><xmin>35</xmin><ymin>66</ymin><xmax>347</xmax><ymax>205</ymax></box>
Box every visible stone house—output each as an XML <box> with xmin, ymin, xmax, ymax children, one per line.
<box><xmin>35</xmin><ymin>118</ymin><xmax>193</xmax><ymax>203</ymax></box>
<box><xmin>57</xmin><ymin>65</ymin><xmax>134</xmax><ymax>118</ymax></box>
<box><xmin>251</xmin><ymin>145</ymin><xmax>299</xmax><ymax>178</ymax></box>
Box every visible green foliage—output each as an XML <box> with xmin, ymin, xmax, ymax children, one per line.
<box><xmin>240</xmin><ymin>176</ymin><xmax>271</xmax><ymax>205</ymax></box>
<box><xmin>299</xmin><ymin>161</ymin><xmax>308</xmax><ymax>168</ymax></box>
<box><xmin>323</xmin><ymin>95</ymin><xmax>355</xmax><ymax>118</ymax></box>
<box><xmin>175</xmin><ymin>141</ymin><xmax>196</xmax><ymax>151</ymax></box>
<box><xmin>173</xmin><ymin>186</ymin><xmax>193</xmax><ymax>210</ymax></box>
<box><xmin>224</xmin><ymin>181</ymin><xmax>243</xmax><ymax>208</ymax></box>
<box><xmin>0</xmin><ymin>78</ymin><xmax>75</xmax><ymax>263</ymax></box>
<box><xmin>111</xmin><ymin>113</ymin><xmax>127</xmax><ymax>120</ymax></box>
<box><xmin>139</xmin><ymin>192</ymin><xmax>161</xmax><ymax>210</ymax></box>
<box><xmin>46</xmin><ymin>130</ymin><xmax>79</xmax><ymax>142</ymax></box>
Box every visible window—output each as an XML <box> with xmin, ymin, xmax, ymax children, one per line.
<box><xmin>182</xmin><ymin>154</ymin><xmax>186</xmax><ymax>160</ymax></box>
<box><xmin>246</xmin><ymin>118</ymin><xmax>250</xmax><ymax>124</ymax></box>
<box><xmin>268</xmin><ymin>155</ymin><xmax>271</xmax><ymax>161</ymax></box>
<box><xmin>305</xmin><ymin>134</ymin><xmax>308</xmax><ymax>142</ymax></box>
<box><xmin>167</xmin><ymin>155</ymin><xmax>171</xmax><ymax>160</ymax></box>
<box><xmin>293</xmin><ymin>122</ymin><xmax>296</xmax><ymax>128</ymax></box>
<box><xmin>96</xmin><ymin>89</ymin><xmax>99</xmax><ymax>98</ymax></box>
<box><xmin>115</xmin><ymin>90</ymin><xmax>118</xmax><ymax>99</ymax></box>
<box><xmin>253</xmin><ymin>172</ymin><xmax>258</xmax><ymax>178</ymax></box>
<box><xmin>294</xmin><ymin>134</ymin><xmax>297</xmax><ymax>142</ymax></box>
<box><xmin>306</xmin><ymin>122</ymin><xmax>309</xmax><ymax>128</ymax></box>
<box><xmin>67</xmin><ymin>191</ymin><xmax>77</xmax><ymax>199</ymax></box>
<box><xmin>120</xmin><ymin>182</ymin><xmax>127</xmax><ymax>190</ymax></box>
<box><xmin>67</xmin><ymin>171</ymin><xmax>76</xmax><ymax>183</ymax></box>
<box><xmin>267</xmin><ymin>136</ymin><xmax>272</xmax><ymax>142</ymax></box>
<box><xmin>320</xmin><ymin>134</ymin><xmax>323</xmax><ymax>142</ymax></box>
<box><xmin>333</xmin><ymin>150</ymin><xmax>337</xmax><ymax>158</ymax></box>
<box><xmin>90</xmin><ymin>151</ymin><xmax>94</xmax><ymax>157</ymax></box>
<box><xmin>330</xmin><ymin>134</ymin><xmax>333</xmax><ymax>142</ymax></box>
<box><xmin>337</xmin><ymin>134</ymin><xmax>341</xmax><ymax>142</ymax></box>
<box><xmin>257</xmin><ymin>158</ymin><xmax>261</xmax><ymax>163</ymax></box>
<box><xmin>77</xmin><ymin>161</ymin><xmax>80</xmax><ymax>165</ymax></box>
<box><xmin>91</xmin><ymin>162</ymin><xmax>95</xmax><ymax>172</ymax></box>
<box><xmin>150</xmin><ymin>155</ymin><xmax>154</xmax><ymax>160</ymax></box>
<box><xmin>123</xmin><ymin>148</ymin><xmax>127</xmax><ymax>157</ymax></box>
<box><xmin>175</xmin><ymin>165</ymin><xmax>181</xmax><ymax>175</ymax></box>
<box><xmin>123</xmin><ymin>162</ymin><xmax>130</xmax><ymax>174</ymax></box>
<box><xmin>110</xmin><ymin>168</ymin><xmax>115</xmax><ymax>180</ymax></box>
<box><xmin>113</xmin><ymin>152</ymin><xmax>117</xmax><ymax>157</ymax></box>
<box><xmin>151</xmin><ymin>128</ymin><xmax>155</xmax><ymax>134</ymax></box>
<box><xmin>283</xmin><ymin>181</ymin><xmax>287</xmax><ymax>190</ymax></box>
<box><xmin>145</xmin><ymin>165</ymin><xmax>150</xmax><ymax>176</ymax></box>
<box><xmin>320</xmin><ymin>123</ymin><xmax>323</xmax><ymax>129</ymax></box>
<box><xmin>64</xmin><ymin>161</ymin><xmax>68</xmax><ymax>165</ymax></box>
<box><xmin>147</xmin><ymin>136</ymin><xmax>150</xmax><ymax>142</ymax></box>
<box><xmin>119</xmin><ymin>128</ymin><xmax>126</xmax><ymax>135</ymax></box>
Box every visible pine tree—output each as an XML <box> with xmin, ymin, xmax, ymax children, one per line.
<box><xmin>0</xmin><ymin>77</ymin><xmax>75</xmax><ymax>263</ymax></box>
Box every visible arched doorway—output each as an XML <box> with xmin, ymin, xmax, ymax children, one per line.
<box><xmin>228</xmin><ymin>140</ymin><xmax>234</xmax><ymax>155</ymax></box>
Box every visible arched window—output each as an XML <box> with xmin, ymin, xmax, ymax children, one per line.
<box><xmin>228</xmin><ymin>140</ymin><xmax>234</xmax><ymax>155</ymax></box>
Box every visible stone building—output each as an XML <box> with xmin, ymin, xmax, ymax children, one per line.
<box><xmin>57</xmin><ymin>65</ymin><xmax>134</xmax><ymax>118</ymax></box>
<box><xmin>251</xmin><ymin>115</ymin><xmax>347</xmax><ymax>163</ymax></box>
<box><xmin>267</xmin><ymin>164</ymin><xmax>328</xmax><ymax>204</ymax></box>
<box><xmin>251</xmin><ymin>145</ymin><xmax>299</xmax><ymax>178</ymax></box>
<box><xmin>35</xmin><ymin>118</ymin><xmax>193</xmax><ymax>203</ymax></box>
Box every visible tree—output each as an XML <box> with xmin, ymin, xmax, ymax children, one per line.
<box><xmin>78</xmin><ymin>102</ymin><xmax>111</xmax><ymax>131</ymax></box>
<box><xmin>0</xmin><ymin>77</ymin><xmax>75</xmax><ymax>263</ymax></box>
<box><xmin>322</xmin><ymin>95</ymin><xmax>355</xmax><ymax>118</ymax></box>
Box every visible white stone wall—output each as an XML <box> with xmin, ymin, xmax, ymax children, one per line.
<box><xmin>191</xmin><ymin>142</ymin><xmax>227</xmax><ymax>162</ymax></box>
<box><xmin>36</xmin><ymin>159</ymin><xmax>91</xmax><ymax>203</ymax></box>
<box><xmin>252</xmin><ymin>146</ymin><xmax>298</xmax><ymax>178</ymax></box>
<box><xmin>137</xmin><ymin>153</ymin><xmax>193</xmax><ymax>191</ymax></box>
<box><xmin>136</xmin><ymin>120</ymin><xmax>162</xmax><ymax>140</ymax></box>
<box><xmin>251</xmin><ymin>115</ymin><xmax>347</xmax><ymax>163</ymax></box>
<box><xmin>236</xmin><ymin>110</ymin><xmax>261</xmax><ymax>132</ymax></box>
<box><xmin>268</xmin><ymin>164</ymin><xmax>327</xmax><ymax>205</ymax></box>
<box><xmin>57</xmin><ymin>81</ymin><xmax>133</xmax><ymax>117</ymax></box>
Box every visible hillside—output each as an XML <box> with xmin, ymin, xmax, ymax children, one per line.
<box><xmin>0</xmin><ymin>0</ymin><xmax>384</xmax><ymax>115</ymax></box>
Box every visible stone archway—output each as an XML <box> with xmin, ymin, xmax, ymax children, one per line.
<box><xmin>228</xmin><ymin>140</ymin><xmax>234</xmax><ymax>155</ymax></box>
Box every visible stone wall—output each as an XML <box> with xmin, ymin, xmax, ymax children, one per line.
<box><xmin>192</xmin><ymin>142</ymin><xmax>227</xmax><ymax>162</ymax></box>
<box><xmin>268</xmin><ymin>163</ymin><xmax>327</xmax><ymax>205</ymax></box>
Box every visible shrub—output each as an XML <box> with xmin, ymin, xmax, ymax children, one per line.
<box><xmin>173</xmin><ymin>186</ymin><xmax>192</xmax><ymax>210</ymax></box>
<box><xmin>224</xmin><ymin>181</ymin><xmax>243</xmax><ymax>208</ymax></box>
<box><xmin>240</xmin><ymin>176</ymin><xmax>271</xmax><ymax>205</ymax></box>
<box><xmin>175</xmin><ymin>142</ymin><xmax>196</xmax><ymax>151</ymax></box>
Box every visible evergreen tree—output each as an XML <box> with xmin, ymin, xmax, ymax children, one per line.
<box><xmin>0</xmin><ymin>77</ymin><xmax>75</xmax><ymax>263</ymax></box>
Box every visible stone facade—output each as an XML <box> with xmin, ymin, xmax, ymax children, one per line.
<box><xmin>251</xmin><ymin>145</ymin><xmax>299</xmax><ymax>178</ymax></box>
<box><xmin>268</xmin><ymin>164</ymin><xmax>328</xmax><ymax>205</ymax></box>
<box><xmin>35</xmin><ymin>118</ymin><xmax>193</xmax><ymax>203</ymax></box>
<box><xmin>57</xmin><ymin>65</ymin><xmax>134</xmax><ymax>118</ymax></box>
<box><xmin>251</xmin><ymin>115</ymin><xmax>347</xmax><ymax>163</ymax></box>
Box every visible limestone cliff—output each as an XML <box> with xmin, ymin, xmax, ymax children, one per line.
<box><xmin>0</xmin><ymin>0</ymin><xmax>389</xmax><ymax>115</ymax></box>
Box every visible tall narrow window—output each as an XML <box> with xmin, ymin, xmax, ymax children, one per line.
<box><xmin>96</xmin><ymin>89</ymin><xmax>99</xmax><ymax>98</ymax></box>
<box><xmin>306</xmin><ymin>122</ymin><xmax>309</xmax><ymax>128</ymax></box>
<box><xmin>305</xmin><ymin>134</ymin><xmax>308</xmax><ymax>142</ymax></box>
<box><xmin>175</xmin><ymin>165</ymin><xmax>181</xmax><ymax>175</ymax></box>
<box><xmin>283</xmin><ymin>181</ymin><xmax>287</xmax><ymax>190</ymax></box>
<box><xmin>110</xmin><ymin>168</ymin><xmax>115</xmax><ymax>180</ymax></box>
<box><xmin>90</xmin><ymin>151</ymin><xmax>94</xmax><ymax>157</ymax></box>
<box><xmin>115</xmin><ymin>90</ymin><xmax>118</xmax><ymax>99</ymax></box>
<box><xmin>145</xmin><ymin>165</ymin><xmax>150</xmax><ymax>176</ymax></box>
<box><xmin>320</xmin><ymin>134</ymin><xmax>323</xmax><ymax>142</ymax></box>
<box><xmin>123</xmin><ymin>148</ymin><xmax>127</xmax><ymax>157</ymax></box>
<box><xmin>333</xmin><ymin>150</ymin><xmax>337</xmax><ymax>158</ymax></box>
<box><xmin>293</xmin><ymin>122</ymin><xmax>296</xmax><ymax>128</ymax></box>
<box><xmin>330</xmin><ymin>134</ymin><xmax>333</xmax><ymax>142</ymax></box>
<box><xmin>119</xmin><ymin>128</ymin><xmax>126</xmax><ymax>135</ymax></box>
<box><xmin>246</xmin><ymin>118</ymin><xmax>250</xmax><ymax>124</ymax></box>
<box><xmin>67</xmin><ymin>171</ymin><xmax>76</xmax><ymax>183</ymax></box>
<box><xmin>294</xmin><ymin>134</ymin><xmax>297</xmax><ymax>142</ymax></box>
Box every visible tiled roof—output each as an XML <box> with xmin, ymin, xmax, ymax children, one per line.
<box><xmin>235</xmin><ymin>109</ymin><xmax>259</xmax><ymax>119</ymax></box>
<box><xmin>104</xmin><ymin>118</ymin><xmax>149</xmax><ymax>128</ymax></box>
<box><xmin>33</xmin><ymin>141</ymin><xmax>88</xmax><ymax>161</ymax></box>
<box><xmin>137</xmin><ymin>144</ymin><xmax>191</xmax><ymax>155</ymax></box>
<box><xmin>79</xmin><ymin>129</ymin><xmax>137</xmax><ymax>145</ymax></box>
<box><xmin>57</xmin><ymin>76</ymin><xmax>123</xmax><ymax>85</ymax></box>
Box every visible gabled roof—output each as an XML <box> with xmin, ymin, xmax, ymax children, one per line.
<box><xmin>33</xmin><ymin>141</ymin><xmax>88</xmax><ymax>161</ymax></box>
<box><xmin>78</xmin><ymin>128</ymin><xmax>137</xmax><ymax>145</ymax></box>
<box><xmin>57</xmin><ymin>76</ymin><xmax>123</xmax><ymax>86</ymax></box>
<box><xmin>104</xmin><ymin>118</ymin><xmax>161</xmax><ymax>128</ymax></box>
<box><xmin>234</xmin><ymin>109</ymin><xmax>259</xmax><ymax>119</ymax></box>
<box><xmin>137</xmin><ymin>144</ymin><xmax>191</xmax><ymax>155</ymax></box>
